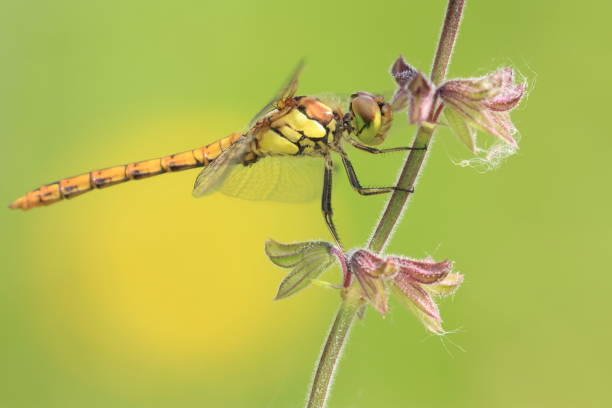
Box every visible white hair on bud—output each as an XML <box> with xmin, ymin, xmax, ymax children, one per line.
<box><xmin>447</xmin><ymin>60</ymin><xmax>533</xmax><ymax>173</ymax></box>
<box><xmin>454</xmin><ymin>138</ymin><xmax>519</xmax><ymax>173</ymax></box>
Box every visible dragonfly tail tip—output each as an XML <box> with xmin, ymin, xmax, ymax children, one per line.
<box><xmin>8</xmin><ymin>197</ymin><xmax>26</xmax><ymax>210</ymax></box>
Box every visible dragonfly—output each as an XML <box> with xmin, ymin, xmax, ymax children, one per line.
<box><xmin>9</xmin><ymin>62</ymin><xmax>420</xmax><ymax>247</ymax></box>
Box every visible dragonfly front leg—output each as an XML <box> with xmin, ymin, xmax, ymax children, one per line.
<box><xmin>349</xmin><ymin>140</ymin><xmax>427</xmax><ymax>155</ymax></box>
<box><xmin>340</xmin><ymin>154</ymin><xmax>414</xmax><ymax>196</ymax></box>
<box><xmin>322</xmin><ymin>155</ymin><xmax>343</xmax><ymax>249</ymax></box>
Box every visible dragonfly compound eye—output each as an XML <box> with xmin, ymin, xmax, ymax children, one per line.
<box><xmin>350</xmin><ymin>92</ymin><xmax>392</xmax><ymax>146</ymax></box>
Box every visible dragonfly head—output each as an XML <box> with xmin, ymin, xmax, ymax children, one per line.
<box><xmin>349</xmin><ymin>91</ymin><xmax>393</xmax><ymax>146</ymax></box>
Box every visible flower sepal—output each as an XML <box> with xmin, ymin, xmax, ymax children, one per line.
<box><xmin>265</xmin><ymin>240</ymin><xmax>463</xmax><ymax>335</ymax></box>
<box><xmin>439</xmin><ymin>68</ymin><xmax>526</xmax><ymax>151</ymax></box>
<box><xmin>389</xmin><ymin>55</ymin><xmax>439</xmax><ymax>127</ymax></box>
<box><xmin>265</xmin><ymin>239</ymin><xmax>336</xmax><ymax>300</ymax></box>
<box><xmin>345</xmin><ymin>249</ymin><xmax>462</xmax><ymax>335</ymax></box>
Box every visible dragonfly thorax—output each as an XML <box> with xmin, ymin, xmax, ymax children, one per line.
<box><xmin>252</xmin><ymin>96</ymin><xmax>342</xmax><ymax>159</ymax></box>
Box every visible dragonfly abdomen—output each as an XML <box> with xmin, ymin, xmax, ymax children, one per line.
<box><xmin>9</xmin><ymin>133</ymin><xmax>242</xmax><ymax>210</ymax></box>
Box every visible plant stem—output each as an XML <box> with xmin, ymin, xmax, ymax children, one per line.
<box><xmin>431</xmin><ymin>0</ymin><xmax>465</xmax><ymax>86</ymax></box>
<box><xmin>368</xmin><ymin>125</ymin><xmax>432</xmax><ymax>253</ymax></box>
<box><xmin>306</xmin><ymin>287</ymin><xmax>362</xmax><ymax>408</ymax></box>
<box><xmin>369</xmin><ymin>0</ymin><xmax>465</xmax><ymax>253</ymax></box>
<box><xmin>305</xmin><ymin>1</ymin><xmax>465</xmax><ymax>407</ymax></box>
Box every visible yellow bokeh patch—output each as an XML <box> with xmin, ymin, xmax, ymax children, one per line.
<box><xmin>24</xmin><ymin>110</ymin><xmax>327</xmax><ymax>384</ymax></box>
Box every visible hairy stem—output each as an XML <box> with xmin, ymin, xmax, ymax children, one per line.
<box><xmin>431</xmin><ymin>0</ymin><xmax>465</xmax><ymax>86</ymax></box>
<box><xmin>305</xmin><ymin>1</ymin><xmax>465</xmax><ymax>407</ymax></box>
<box><xmin>306</xmin><ymin>287</ymin><xmax>362</xmax><ymax>408</ymax></box>
<box><xmin>369</xmin><ymin>0</ymin><xmax>465</xmax><ymax>253</ymax></box>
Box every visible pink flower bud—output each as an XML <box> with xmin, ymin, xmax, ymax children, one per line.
<box><xmin>439</xmin><ymin>68</ymin><xmax>526</xmax><ymax>151</ymax></box>
<box><xmin>267</xmin><ymin>240</ymin><xmax>463</xmax><ymax>335</ymax></box>
<box><xmin>347</xmin><ymin>249</ymin><xmax>462</xmax><ymax>334</ymax></box>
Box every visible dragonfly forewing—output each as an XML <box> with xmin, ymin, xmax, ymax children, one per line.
<box><xmin>248</xmin><ymin>60</ymin><xmax>305</xmax><ymax>127</ymax></box>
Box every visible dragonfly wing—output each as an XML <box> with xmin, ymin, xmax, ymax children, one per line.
<box><xmin>192</xmin><ymin>136</ymin><xmax>252</xmax><ymax>198</ymax></box>
<box><xmin>314</xmin><ymin>92</ymin><xmax>350</xmax><ymax>111</ymax></box>
<box><xmin>219</xmin><ymin>155</ymin><xmax>323</xmax><ymax>203</ymax></box>
<box><xmin>248</xmin><ymin>60</ymin><xmax>305</xmax><ymax>127</ymax></box>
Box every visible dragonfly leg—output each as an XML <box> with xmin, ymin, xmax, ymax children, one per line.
<box><xmin>349</xmin><ymin>140</ymin><xmax>427</xmax><ymax>154</ymax></box>
<box><xmin>322</xmin><ymin>155</ymin><xmax>343</xmax><ymax>248</ymax></box>
<box><xmin>341</xmin><ymin>154</ymin><xmax>414</xmax><ymax>196</ymax></box>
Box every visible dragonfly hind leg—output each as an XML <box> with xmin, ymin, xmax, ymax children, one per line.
<box><xmin>349</xmin><ymin>140</ymin><xmax>427</xmax><ymax>154</ymax></box>
<box><xmin>322</xmin><ymin>155</ymin><xmax>343</xmax><ymax>248</ymax></box>
<box><xmin>340</xmin><ymin>154</ymin><xmax>414</xmax><ymax>196</ymax></box>
<box><xmin>320</xmin><ymin>153</ymin><xmax>416</xmax><ymax>249</ymax></box>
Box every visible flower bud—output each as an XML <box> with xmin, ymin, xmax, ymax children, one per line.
<box><xmin>439</xmin><ymin>68</ymin><xmax>526</xmax><ymax>151</ymax></box>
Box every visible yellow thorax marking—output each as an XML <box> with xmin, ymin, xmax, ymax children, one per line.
<box><xmin>300</xmin><ymin>137</ymin><xmax>316</xmax><ymax>154</ymax></box>
<box><xmin>271</xmin><ymin>109</ymin><xmax>327</xmax><ymax>140</ymax></box>
<box><xmin>258</xmin><ymin>129</ymin><xmax>300</xmax><ymax>155</ymax></box>
<box><xmin>277</xmin><ymin>125</ymin><xmax>302</xmax><ymax>143</ymax></box>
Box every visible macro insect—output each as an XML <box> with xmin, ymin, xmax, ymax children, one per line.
<box><xmin>9</xmin><ymin>63</ymin><xmax>419</xmax><ymax>246</ymax></box>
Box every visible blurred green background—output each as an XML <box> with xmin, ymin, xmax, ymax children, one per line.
<box><xmin>1</xmin><ymin>0</ymin><xmax>610</xmax><ymax>407</ymax></box>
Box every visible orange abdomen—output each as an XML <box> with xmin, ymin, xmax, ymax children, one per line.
<box><xmin>9</xmin><ymin>133</ymin><xmax>242</xmax><ymax>210</ymax></box>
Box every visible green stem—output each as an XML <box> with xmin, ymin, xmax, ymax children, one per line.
<box><xmin>305</xmin><ymin>1</ymin><xmax>465</xmax><ymax>407</ymax></box>
<box><xmin>306</xmin><ymin>287</ymin><xmax>362</xmax><ymax>408</ymax></box>
<box><xmin>368</xmin><ymin>125</ymin><xmax>432</xmax><ymax>253</ymax></box>
<box><xmin>431</xmin><ymin>0</ymin><xmax>465</xmax><ymax>86</ymax></box>
<box><xmin>368</xmin><ymin>0</ymin><xmax>465</xmax><ymax>253</ymax></box>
